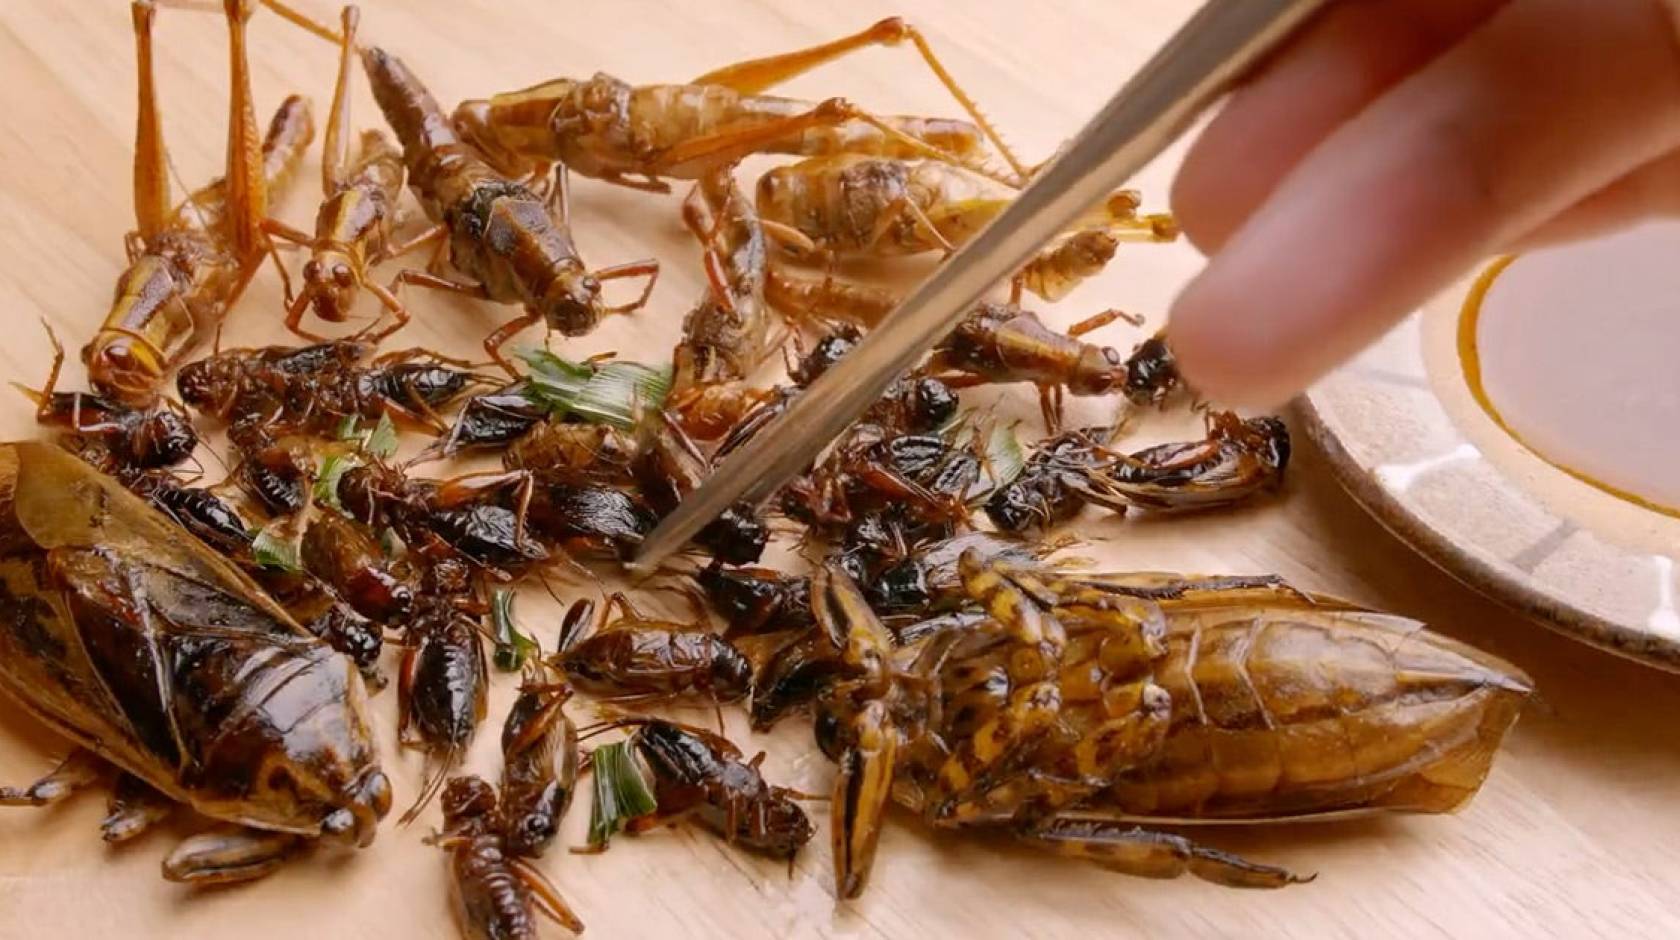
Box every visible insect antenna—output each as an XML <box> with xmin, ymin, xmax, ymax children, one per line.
<box><xmin>575</xmin><ymin>716</ymin><xmax>657</xmax><ymax>742</ymax></box>
<box><xmin>398</xmin><ymin>742</ymin><xmax>457</xmax><ymax>826</ymax></box>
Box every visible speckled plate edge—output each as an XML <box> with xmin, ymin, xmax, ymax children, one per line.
<box><xmin>1298</xmin><ymin>279</ymin><xmax>1680</xmax><ymax>673</ymax></box>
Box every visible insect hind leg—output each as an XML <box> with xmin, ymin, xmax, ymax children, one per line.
<box><xmin>1014</xmin><ymin>816</ymin><xmax>1311</xmax><ymax>888</ymax></box>
<box><xmin>689</xmin><ymin>17</ymin><xmax>909</xmax><ymax>93</ymax></box>
<box><xmin>687</xmin><ymin>17</ymin><xmax>1025</xmax><ymax>183</ymax></box>
<box><xmin>130</xmin><ymin>1</ymin><xmax>173</xmax><ymax>242</ymax></box>
<box><xmin>891</xmin><ymin>20</ymin><xmax>1028</xmax><ymax>183</ymax></box>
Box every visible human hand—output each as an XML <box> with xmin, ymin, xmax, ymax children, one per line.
<box><xmin>1167</xmin><ymin>0</ymin><xmax>1680</xmax><ymax>406</ymax></box>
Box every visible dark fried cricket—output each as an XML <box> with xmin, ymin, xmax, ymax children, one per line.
<box><xmin>587</xmin><ymin>717</ymin><xmax>815</xmax><ymax>861</ymax></box>
<box><xmin>301</xmin><ymin>508</ymin><xmax>415</xmax><ymax>623</ymax></box>
<box><xmin>526</xmin><ymin>483</ymin><xmax>655</xmax><ymax>561</ymax></box>
<box><xmin>338</xmin><ymin>463</ymin><xmax>549</xmax><ymax>578</ymax></box>
<box><xmin>504</xmin><ymin>421</ymin><xmax>638</xmax><ymax>486</ymax></box>
<box><xmin>399</xmin><ymin>600</ymin><xmax>490</xmax><ymax>823</ymax></box>
<box><xmin>698</xmin><ymin>563</ymin><xmax>814</xmax><ymax>638</ymax></box>
<box><xmin>984</xmin><ymin>427</ymin><xmax>1124</xmax><ymax>535</ymax></box>
<box><xmin>429</xmin><ymin>380</ymin><xmax>549</xmax><ymax>458</ymax></box>
<box><xmin>928</xmin><ymin>303</ymin><xmax>1143</xmax><ymax>429</ymax></box>
<box><xmin>432</xmin><ymin>776</ymin><xmax>584</xmax><ymax>939</ymax></box>
<box><xmin>498</xmin><ymin>676</ymin><xmax>580</xmax><ymax>859</ymax></box>
<box><xmin>177</xmin><ymin>340</ymin><xmax>484</xmax><ymax>435</ymax></box>
<box><xmin>1095</xmin><ymin>412</ymin><xmax>1291</xmax><ymax>513</ymax></box>
<box><xmin>551</xmin><ymin>596</ymin><xmax>752</xmax><ymax>705</ymax></box>
<box><xmin>0</xmin><ymin>441</ymin><xmax>389</xmax><ymax>885</ymax></box>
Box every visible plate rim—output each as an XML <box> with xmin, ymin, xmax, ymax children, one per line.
<box><xmin>1298</xmin><ymin>379</ymin><xmax>1680</xmax><ymax>674</ymax></box>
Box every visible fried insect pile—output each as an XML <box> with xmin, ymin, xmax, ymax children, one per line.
<box><xmin>0</xmin><ymin>4</ymin><xmax>1538</xmax><ymax>939</ymax></box>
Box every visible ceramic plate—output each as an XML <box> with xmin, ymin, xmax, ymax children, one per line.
<box><xmin>1300</xmin><ymin>220</ymin><xmax>1680</xmax><ymax>672</ymax></box>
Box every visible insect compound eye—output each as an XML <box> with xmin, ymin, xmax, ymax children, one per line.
<box><xmin>322</xmin><ymin>808</ymin><xmax>356</xmax><ymax>837</ymax></box>
<box><xmin>332</xmin><ymin>263</ymin><xmax>355</xmax><ymax>287</ymax></box>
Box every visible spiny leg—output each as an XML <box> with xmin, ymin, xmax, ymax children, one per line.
<box><xmin>1070</xmin><ymin>572</ymin><xmax>1313</xmax><ymax>609</ymax></box>
<box><xmin>102</xmin><ymin>773</ymin><xmax>175</xmax><ymax>844</ymax></box>
<box><xmin>161</xmin><ymin>824</ymin><xmax>304</xmax><ymax>885</ymax></box>
<box><xmin>956</xmin><ymin>548</ymin><xmax>1065</xmax><ymax>662</ymax></box>
<box><xmin>387</xmin><ymin>266</ymin><xmax>496</xmax><ymax>353</ymax></box>
<box><xmin>371</xmin><ymin>345</ymin><xmax>480</xmax><ymax>369</ymax></box>
<box><xmin>358</xmin><ymin>227</ymin><xmax>447</xmax><ymax>338</ymax></box>
<box><xmin>1036</xmin><ymin>383</ymin><xmax>1063</xmax><ymax>436</ymax></box>
<box><xmin>946</xmin><ymin>683</ymin><xmax>1170</xmax><ymax>825</ymax></box>
<box><xmin>431</xmin><ymin>468</ymin><xmax>534</xmax><ymax>509</ymax></box>
<box><xmin>260</xmin><ymin>217</ymin><xmax>316</xmax><ymax>247</ymax></box>
<box><xmin>681</xmin><ymin>178</ymin><xmax>739</xmax><ymax>313</ymax></box>
<box><xmin>1016</xmin><ymin>817</ymin><xmax>1310</xmax><ymax>888</ymax></box>
<box><xmin>603</xmin><ymin>589</ymin><xmax>657</xmax><ymax>626</ymax></box>
<box><xmin>273</xmin><ymin>226</ymin><xmax>330</xmax><ymax>341</ymax></box>
<box><xmin>891</xmin><ymin>20</ymin><xmax>1028</xmax><ymax>183</ymax></box>
<box><xmin>547</xmin><ymin>162</ymin><xmax>573</xmax><ymax>223</ymax></box>
<box><xmin>0</xmin><ymin>749</ymin><xmax>105</xmax><ymax>807</ymax></box>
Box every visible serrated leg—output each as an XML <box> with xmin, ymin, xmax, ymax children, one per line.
<box><xmin>1016</xmin><ymin>817</ymin><xmax>1310</xmax><ymax>888</ymax></box>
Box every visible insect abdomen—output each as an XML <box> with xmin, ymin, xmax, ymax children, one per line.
<box><xmin>1103</xmin><ymin>610</ymin><xmax>1532</xmax><ymax>820</ymax></box>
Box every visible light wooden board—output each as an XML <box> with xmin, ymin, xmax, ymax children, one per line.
<box><xmin>1</xmin><ymin>2</ymin><xmax>1678</xmax><ymax>938</ymax></box>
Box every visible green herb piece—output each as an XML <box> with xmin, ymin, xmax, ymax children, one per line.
<box><xmin>490</xmin><ymin>588</ymin><xmax>539</xmax><ymax>672</ymax></box>
<box><xmin>572</xmin><ymin>361</ymin><xmax>671</xmax><ymax>428</ymax></box>
<box><xmin>313</xmin><ymin>452</ymin><xmax>361</xmax><ymax>512</ymax></box>
<box><xmin>587</xmin><ymin>741</ymin><xmax>656</xmax><ymax>848</ymax></box>
<box><xmin>251</xmin><ymin>522</ymin><xmax>302</xmax><ymax>572</ymax></box>
<box><xmin>519</xmin><ymin>348</ymin><xmax>671</xmax><ymax>429</ymax></box>
<box><xmin>363</xmin><ymin>412</ymin><xmax>400</xmax><ymax>459</ymax></box>
<box><xmin>962</xmin><ymin>421</ymin><xmax>1026</xmax><ymax>504</ymax></box>
<box><xmin>378</xmin><ymin>526</ymin><xmax>403</xmax><ymax>559</ymax></box>
<box><xmin>335</xmin><ymin>416</ymin><xmax>362</xmax><ymax>441</ymax></box>
<box><xmin>520</xmin><ymin>347</ymin><xmax>596</xmax><ymax>391</ymax></box>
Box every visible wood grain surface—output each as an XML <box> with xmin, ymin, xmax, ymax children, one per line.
<box><xmin>1</xmin><ymin>2</ymin><xmax>1677</xmax><ymax>938</ymax></box>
